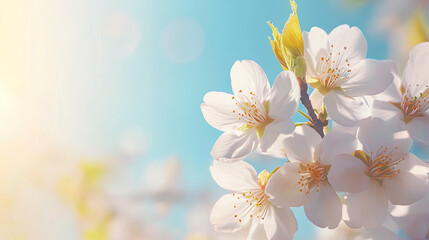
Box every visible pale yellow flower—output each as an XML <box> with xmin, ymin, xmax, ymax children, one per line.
<box><xmin>407</xmin><ymin>11</ymin><xmax>429</xmax><ymax>49</ymax></box>
<box><xmin>56</xmin><ymin>160</ymin><xmax>112</xmax><ymax>240</ymax></box>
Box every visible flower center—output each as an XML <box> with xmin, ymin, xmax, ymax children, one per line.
<box><xmin>297</xmin><ymin>162</ymin><xmax>330</xmax><ymax>194</ymax></box>
<box><xmin>392</xmin><ymin>84</ymin><xmax>429</xmax><ymax>124</ymax></box>
<box><xmin>232</xmin><ymin>190</ymin><xmax>270</xmax><ymax>223</ymax></box>
<box><xmin>368</xmin><ymin>146</ymin><xmax>404</xmax><ymax>182</ymax></box>
<box><xmin>354</xmin><ymin>147</ymin><xmax>405</xmax><ymax>185</ymax></box>
<box><xmin>232</xmin><ymin>90</ymin><xmax>273</xmax><ymax>138</ymax></box>
<box><xmin>308</xmin><ymin>44</ymin><xmax>352</xmax><ymax>94</ymax></box>
<box><xmin>230</xmin><ymin>169</ymin><xmax>276</xmax><ymax>223</ymax></box>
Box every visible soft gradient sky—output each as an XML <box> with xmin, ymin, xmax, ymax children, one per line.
<box><xmin>0</xmin><ymin>0</ymin><xmax>427</xmax><ymax>239</ymax></box>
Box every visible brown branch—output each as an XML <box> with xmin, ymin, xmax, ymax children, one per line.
<box><xmin>297</xmin><ymin>76</ymin><xmax>326</xmax><ymax>138</ymax></box>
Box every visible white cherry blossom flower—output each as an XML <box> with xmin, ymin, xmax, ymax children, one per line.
<box><xmin>390</xmin><ymin>193</ymin><xmax>429</xmax><ymax>240</ymax></box>
<box><xmin>317</xmin><ymin>222</ymin><xmax>401</xmax><ymax>240</ymax></box>
<box><xmin>304</xmin><ymin>24</ymin><xmax>395</xmax><ymax>126</ymax></box>
<box><xmin>210</xmin><ymin>160</ymin><xmax>297</xmax><ymax>240</ymax></box>
<box><xmin>201</xmin><ymin>60</ymin><xmax>300</xmax><ymax>162</ymax></box>
<box><xmin>370</xmin><ymin>42</ymin><xmax>429</xmax><ymax>145</ymax></box>
<box><xmin>265</xmin><ymin>125</ymin><xmax>357</xmax><ymax>229</ymax></box>
<box><xmin>353</xmin><ymin>227</ymin><xmax>401</xmax><ymax>240</ymax></box>
<box><xmin>328</xmin><ymin>117</ymin><xmax>429</xmax><ymax>229</ymax></box>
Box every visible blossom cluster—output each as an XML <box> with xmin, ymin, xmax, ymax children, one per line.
<box><xmin>201</xmin><ymin>1</ymin><xmax>429</xmax><ymax>239</ymax></box>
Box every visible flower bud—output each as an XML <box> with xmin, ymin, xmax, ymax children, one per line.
<box><xmin>268</xmin><ymin>0</ymin><xmax>304</xmax><ymax>71</ymax></box>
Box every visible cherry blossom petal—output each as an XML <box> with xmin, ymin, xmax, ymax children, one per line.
<box><xmin>406</xmin><ymin>116</ymin><xmax>429</xmax><ymax>146</ymax></box>
<box><xmin>323</xmin><ymin>92</ymin><xmax>371</xmax><ymax>126</ymax></box>
<box><xmin>390</xmin><ymin>194</ymin><xmax>429</xmax><ymax>240</ymax></box>
<box><xmin>371</xmin><ymin>73</ymin><xmax>403</xmax><ymax>102</ymax></box>
<box><xmin>370</xmin><ymin>100</ymin><xmax>403</xmax><ymax>123</ymax></box>
<box><xmin>303</xmin><ymin>27</ymin><xmax>330</xmax><ymax>78</ymax></box>
<box><xmin>210</xmin><ymin>194</ymin><xmax>252</xmax><ymax>232</ymax></box>
<box><xmin>355</xmin><ymin>227</ymin><xmax>401</xmax><ymax>240</ymax></box>
<box><xmin>283</xmin><ymin>125</ymin><xmax>322</xmax><ymax>163</ymax></box>
<box><xmin>402</xmin><ymin>42</ymin><xmax>429</xmax><ymax>91</ymax></box>
<box><xmin>268</xmin><ymin>71</ymin><xmax>300</xmax><ymax>121</ymax></box>
<box><xmin>318</xmin><ymin>125</ymin><xmax>357</xmax><ymax>163</ymax></box>
<box><xmin>259</xmin><ymin>119</ymin><xmax>294</xmax><ymax>153</ymax></box>
<box><xmin>328</xmin><ymin>154</ymin><xmax>370</xmax><ymax>193</ymax></box>
<box><xmin>211</xmin><ymin>131</ymin><xmax>258</xmax><ymax>162</ymax></box>
<box><xmin>309</xmin><ymin>89</ymin><xmax>324</xmax><ymax>114</ymax></box>
<box><xmin>357</xmin><ymin>117</ymin><xmax>412</xmax><ymax>158</ymax></box>
<box><xmin>385</xmin><ymin>153</ymin><xmax>429</xmax><ymax>205</ymax></box>
<box><xmin>265</xmin><ymin>162</ymin><xmax>307</xmax><ymax>207</ymax></box>
<box><xmin>328</xmin><ymin>25</ymin><xmax>367</xmax><ymax>65</ymax></box>
<box><xmin>263</xmin><ymin>207</ymin><xmax>297</xmax><ymax>240</ymax></box>
<box><xmin>343</xmin><ymin>181</ymin><xmax>388</xmax><ymax>229</ymax></box>
<box><xmin>259</xmin><ymin>133</ymin><xmax>288</xmax><ymax>159</ymax></box>
<box><xmin>230</xmin><ymin>60</ymin><xmax>270</xmax><ymax>100</ymax></box>
<box><xmin>304</xmin><ymin>183</ymin><xmax>342</xmax><ymax>229</ymax></box>
<box><xmin>342</xmin><ymin>59</ymin><xmax>395</xmax><ymax>97</ymax></box>
<box><xmin>210</xmin><ymin>161</ymin><xmax>260</xmax><ymax>192</ymax></box>
<box><xmin>402</xmin><ymin>153</ymin><xmax>429</xmax><ymax>179</ymax></box>
<box><xmin>201</xmin><ymin>92</ymin><xmax>244</xmax><ymax>132</ymax></box>
<box><xmin>247</xmin><ymin>221</ymin><xmax>268</xmax><ymax>240</ymax></box>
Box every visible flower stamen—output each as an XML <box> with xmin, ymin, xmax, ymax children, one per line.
<box><xmin>319</xmin><ymin>44</ymin><xmax>351</xmax><ymax>90</ymax></box>
<box><xmin>394</xmin><ymin>84</ymin><xmax>429</xmax><ymax>123</ymax></box>
<box><xmin>232</xmin><ymin>90</ymin><xmax>274</xmax><ymax>138</ymax></box>
<box><xmin>297</xmin><ymin>163</ymin><xmax>329</xmax><ymax>194</ymax></box>
<box><xmin>232</xmin><ymin>189</ymin><xmax>270</xmax><ymax>223</ymax></box>
<box><xmin>367</xmin><ymin>146</ymin><xmax>404</xmax><ymax>183</ymax></box>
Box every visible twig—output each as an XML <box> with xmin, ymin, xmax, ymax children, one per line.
<box><xmin>297</xmin><ymin>76</ymin><xmax>326</xmax><ymax>138</ymax></box>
